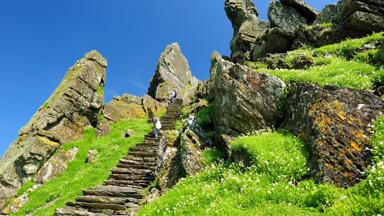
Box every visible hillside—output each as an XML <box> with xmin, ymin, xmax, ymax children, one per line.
<box><xmin>1</xmin><ymin>0</ymin><xmax>384</xmax><ymax>215</ymax></box>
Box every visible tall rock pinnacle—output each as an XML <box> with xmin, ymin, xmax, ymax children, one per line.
<box><xmin>148</xmin><ymin>43</ymin><xmax>199</xmax><ymax>104</ymax></box>
<box><xmin>0</xmin><ymin>51</ymin><xmax>107</xmax><ymax>209</ymax></box>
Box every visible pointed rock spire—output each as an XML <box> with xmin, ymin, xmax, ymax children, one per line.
<box><xmin>0</xmin><ymin>50</ymin><xmax>107</xmax><ymax>209</ymax></box>
<box><xmin>148</xmin><ymin>43</ymin><xmax>199</xmax><ymax>103</ymax></box>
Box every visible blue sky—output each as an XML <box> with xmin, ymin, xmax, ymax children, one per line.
<box><xmin>0</xmin><ymin>0</ymin><xmax>335</xmax><ymax>157</ymax></box>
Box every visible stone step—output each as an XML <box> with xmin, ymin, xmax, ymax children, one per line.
<box><xmin>76</xmin><ymin>195</ymin><xmax>142</xmax><ymax>205</ymax></box>
<box><xmin>55</xmin><ymin>206</ymin><xmax>107</xmax><ymax>216</ymax></box>
<box><xmin>123</xmin><ymin>156</ymin><xmax>157</xmax><ymax>163</ymax></box>
<box><xmin>119</xmin><ymin>158</ymin><xmax>157</xmax><ymax>166</ymax></box>
<box><xmin>128</xmin><ymin>151</ymin><xmax>157</xmax><ymax>157</ymax></box>
<box><xmin>83</xmin><ymin>185</ymin><xmax>142</xmax><ymax>198</ymax></box>
<box><xmin>112</xmin><ymin>167</ymin><xmax>153</xmax><ymax>175</ymax></box>
<box><xmin>117</xmin><ymin>163</ymin><xmax>157</xmax><ymax>170</ymax></box>
<box><xmin>104</xmin><ymin>180</ymin><xmax>151</xmax><ymax>188</ymax></box>
<box><xmin>67</xmin><ymin>201</ymin><xmax>126</xmax><ymax>211</ymax></box>
<box><xmin>110</xmin><ymin>174</ymin><xmax>155</xmax><ymax>182</ymax></box>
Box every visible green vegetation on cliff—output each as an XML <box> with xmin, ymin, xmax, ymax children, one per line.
<box><xmin>248</xmin><ymin>32</ymin><xmax>384</xmax><ymax>91</ymax></box>
<box><xmin>138</xmin><ymin>124</ymin><xmax>384</xmax><ymax>215</ymax></box>
<box><xmin>12</xmin><ymin>118</ymin><xmax>151</xmax><ymax>216</ymax></box>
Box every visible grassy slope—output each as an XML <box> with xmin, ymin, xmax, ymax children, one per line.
<box><xmin>248</xmin><ymin>32</ymin><xmax>384</xmax><ymax>90</ymax></box>
<box><xmin>11</xmin><ymin>118</ymin><xmax>151</xmax><ymax>216</ymax></box>
<box><xmin>138</xmin><ymin>33</ymin><xmax>384</xmax><ymax>215</ymax></box>
<box><xmin>138</xmin><ymin>124</ymin><xmax>384</xmax><ymax>215</ymax></box>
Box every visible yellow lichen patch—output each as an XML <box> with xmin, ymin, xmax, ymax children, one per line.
<box><xmin>349</xmin><ymin>141</ymin><xmax>363</xmax><ymax>152</ymax></box>
<box><xmin>36</xmin><ymin>136</ymin><xmax>60</xmax><ymax>147</ymax></box>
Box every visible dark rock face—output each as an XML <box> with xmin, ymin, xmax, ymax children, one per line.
<box><xmin>211</xmin><ymin>54</ymin><xmax>286</xmax><ymax>137</ymax></box>
<box><xmin>252</xmin><ymin>27</ymin><xmax>293</xmax><ymax>59</ymax></box>
<box><xmin>285</xmin><ymin>83</ymin><xmax>384</xmax><ymax>187</ymax></box>
<box><xmin>148</xmin><ymin>43</ymin><xmax>199</xmax><ymax>104</ymax></box>
<box><xmin>281</xmin><ymin>0</ymin><xmax>319</xmax><ymax>23</ymax></box>
<box><xmin>340</xmin><ymin>0</ymin><xmax>384</xmax><ymax>33</ymax></box>
<box><xmin>224</xmin><ymin>0</ymin><xmax>269</xmax><ymax>62</ymax></box>
<box><xmin>0</xmin><ymin>51</ymin><xmax>107</xmax><ymax>208</ymax></box>
<box><xmin>314</xmin><ymin>4</ymin><xmax>339</xmax><ymax>24</ymax></box>
<box><xmin>268</xmin><ymin>1</ymin><xmax>308</xmax><ymax>36</ymax></box>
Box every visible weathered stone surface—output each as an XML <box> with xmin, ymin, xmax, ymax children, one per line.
<box><xmin>252</xmin><ymin>27</ymin><xmax>293</xmax><ymax>59</ymax></box>
<box><xmin>35</xmin><ymin>147</ymin><xmax>78</xmax><ymax>184</ymax></box>
<box><xmin>211</xmin><ymin>54</ymin><xmax>286</xmax><ymax>137</ymax></box>
<box><xmin>225</xmin><ymin>0</ymin><xmax>269</xmax><ymax>62</ymax></box>
<box><xmin>231</xmin><ymin>19</ymin><xmax>270</xmax><ymax>62</ymax></box>
<box><xmin>178</xmin><ymin>129</ymin><xmax>203</xmax><ymax>176</ymax></box>
<box><xmin>314</xmin><ymin>4</ymin><xmax>339</xmax><ymax>24</ymax></box>
<box><xmin>224</xmin><ymin>0</ymin><xmax>259</xmax><ymax>31</ymax></box>
<box><xmin>148</xmin><ymin>43</ymin><xmax>199</xmax><ymax>104</ymax></box>
<box><xmin>280</xmin><ymin>0</ymin><xmax>319</xmax><ymax>23</ymax></box>
<box><xmin>0</xmin><ymin>50</ymin><xmax>107</xmax><ymax>208</ymax></box>
<box><xmin>340</xmin><ymin>0</ymin><xmax>384</xmax><ymax>33</ymax></box>
<box><xmin>268</xmin><ymin>1</ymin><xmax>308</xmax><ymax>36</ymax></box>
<box><xmin>86</xmin><ymin>149</ymin><xmax>98</xmax><ymax>164</ymax></box>
<box><xmin>285</xmin><ymin>83</ymin><xmax>384</xmax><ymax>187</ymax></box>
<box><xmin>103</xmin><ymin>94</ymin><xmax>166</xmax><ymax>122</ymax></box>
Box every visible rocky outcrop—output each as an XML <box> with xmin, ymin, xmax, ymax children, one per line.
<box><xmin>224</xmin><ymin>0</ymin><xmax>269</xmax><ymax>62</ymax></box>
<box><xmin>211</xmin><ymin>53</ymin><xmax>286</xmax><ymax>138</ymax></box>
<box><xmin>314</xmin><ymin>4</ymin><xmax>339</xmax><ymax>24</ymax></box>
<box><xmin>268</xmin><ymin>1</ymin><xmax>308</xmax><ymax>36</ymax></box>
<box><xmin>340</xmin><ymin>0</ymin><xmax>384</xmax><ymax>33</ymax></box>
<box><xmin>284</xmin><ymin>83</ymin><xmax>384</xmax><ymax>187</ymax></box>
<box><xmin>0</xmin><ymin>51</ymin><xmax>107</xmax><ymax>208</ymax></box>
<box><xmin>103</xmin><ymin>94</ymin><xmax>166</xmax><ymax>122</ymax></box>
<box><xmin>35</xmin><ymin>147</ymin><xmax>78</xmax><ymax>184</ymax></box>
<box><xmin>148</xmin><ymin>43</ymin><xmax>199</xmax><ymax>104</ymax></box>
<box><xmin>280</xmin><ymin>0</ymin><xmax>319</xmax><ymax>23</ymax></box>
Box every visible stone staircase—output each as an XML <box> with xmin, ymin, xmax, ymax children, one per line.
<box><xmin>55</xmin><ymin>99</ymin><xmax>182</xmax><ymax>216</ymax></box>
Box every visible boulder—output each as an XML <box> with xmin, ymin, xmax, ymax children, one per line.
<box><xmin>0</xmin><ymin>51</ymin><xmax>107</xmax><ymax>208</ymax></box>
<box><xmin>103</xmin><ymin>94</ymin><xmax>166</xmax><ymax>122</ymax></box>
<box><xmin>340</xmin><ymin>0</ymin><xmax>384</xmax><ymax>33</ymax></box>
<box><xmin>224</xmin><ymin>0</ymin><xmax>259</xmax><ymax>32</ymax></box>
<box><xmin>148</xmin><ymin>43</ymin><xmax>199</xmax><ymax>104</ymax></box>
<box><xmin>284</xmin><ymin>83</ymin><xmax>384</xmax><ymax>187</ymax></box>
<box><xmin>314</xmin><ymin>4</ymin><xmax>339</xmax><ymax>24</ymax></box>
<box><xmin>268</xmin><ymin>1</ymin><xmax>308</xmax><ymax>36</ymax></box>
<box><xmin>35</xmin><ymin>147</ymin><xmax>78</xmax><ymax>184</ymax></box>
<box><xmin>280</xmin><ymin>0</ymin><xmax>319</xmax><ymax>23</ymax></box>
<box><xmin>252</xmin><ymin>27</ymin><xmax>293</xmax><ymax>59</ymax></box>
<box><xmin>225</xmin><ymin>0</ymin><xmax>269</xmax><ymax>62</ymax></box>
<box><xmin>211</xmin><ymin>54</ymin><xmax>286</xmax><ymax>137</ymax></box>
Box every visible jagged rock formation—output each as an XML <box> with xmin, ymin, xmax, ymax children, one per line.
<box><xmin>148</xmin><ymin>43</ymin><xmax>199</xmax><ymax>104</ymax></box>
<box><xmin>340</xmin><ymin>0</ymin><xmax>384</xmax><ymax>33</ymax></box>
<box><xmin>268</xmin><ymin>1</ymin><xmax>308</xmax><ymax>36</ymax></box>
<box><xmin>103</xmin><ymin>94</ymin><xmax>166</xmax><ymax>122</ymax></box>
<box><xmin>210</xmin><ymin>53</ymin><xmax>286</xmax><ymax>141</ymax></box>
<box><xmin>0</xmin><ymin>51</ymin><xmax>107</xmax><ymax>209</ymax></box>
<box><xmin>55</xmin><ymin>99</ymin><xmax>183</xmax><ymax>215</ymax></box>
<box><xmin>281</xmin><ymin>0</ymin><xmax>319</xmax><ymax>23</ymax></box>
<box><xmin>224</xmin><ymin>0</ymin><xmax>269</xmax><ymax>62</ymax></box>
<box><xmin>284</xmin><ymin>83</ymin><xmax>384</xmax><ymax>187</ymax></box>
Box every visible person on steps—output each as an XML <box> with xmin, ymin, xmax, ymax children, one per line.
<box><xmin>152</xmin><ymin>117</ymin><xmax>162</xmax><ymax>138</ymax></box>
<box><xmin>169</xmin><ymin>90</ymin><xmax>177</xmax><ymax>104</ymax></box>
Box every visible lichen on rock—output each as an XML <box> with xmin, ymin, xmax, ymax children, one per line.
<box><xmin>0</xmin><ymin>50</ymin><xmax>107</xmax><ymax>208</ymax></box>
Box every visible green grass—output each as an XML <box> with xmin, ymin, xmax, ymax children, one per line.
<box><xmin>255</xmin><ymin>57</ymin><xmax>383</xmax><ymax>90</ymax></box>
<box><xmin>315</xmin><ymin>32</ymin><xmax>384</xmax><ymax>56</ymax></box>
<box><xmin>196</xmin><ymin>105</ymin><xmax>213</xmax><ymax>129</ymax></box>
<box><xmin>11</xmin><ymin>118</ymin><xmax>151</xmax><ymax>216</ymax></box>
<box><xmin>231</xmin><ymin>132</ymin><xmax>308</xmax><ymax>182</ymax></box>
<box><xmin>201</xmin><ymin>148</ymin><xmax>225</xmax><ymax>167</ymax></box>
<box><xmin>137</xmin><ymin>127</ymin><xmax>384</xmax><ymax>216</ymax></box>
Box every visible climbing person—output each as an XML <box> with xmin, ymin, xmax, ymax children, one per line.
<box><xmin>152</xmin><ymin>117</ymin><xmax>162</xmax><ymax>138</ymax></box>
<box><xmin>169</xmin><ymin>90</ymin><xmax>177</xmax><ymax>104</ymax></box>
